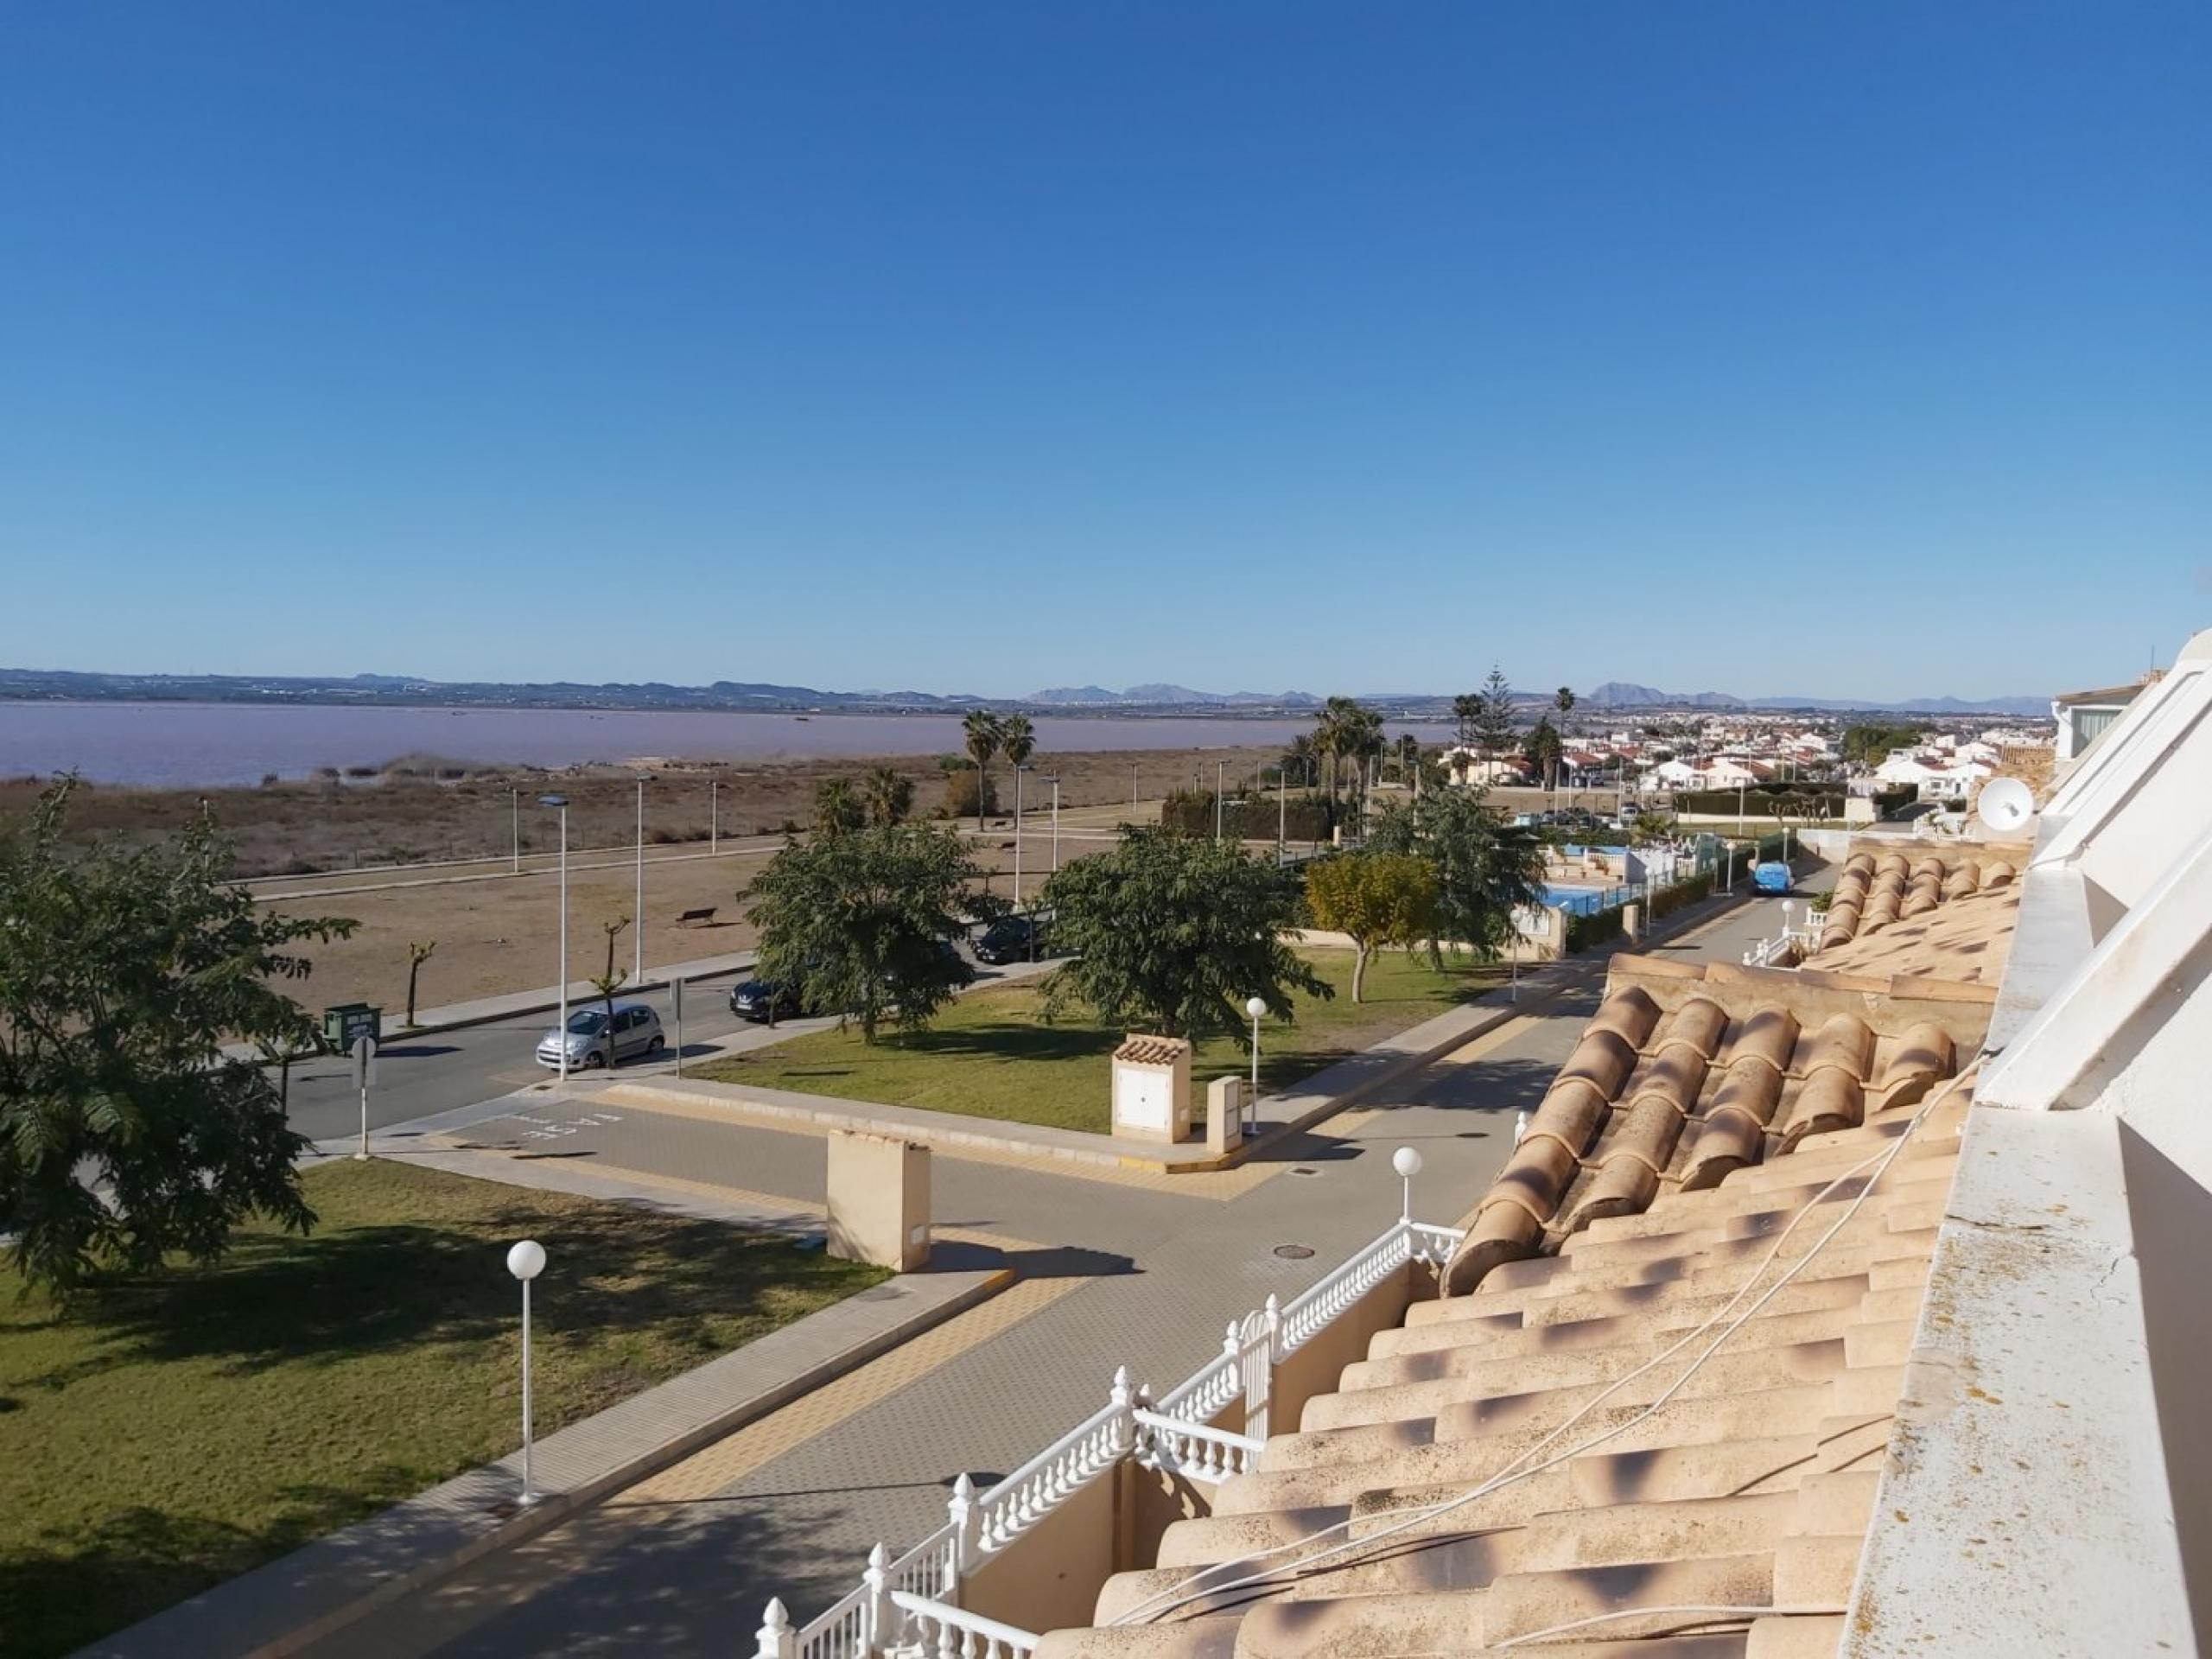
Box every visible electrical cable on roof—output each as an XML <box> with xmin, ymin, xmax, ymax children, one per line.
<box><xmin>1111</xmin><ymin>1065</ymin><xmax>1976</xmax><ymax>1627</ymax></box>
<box><xmin>1489</xmin><ymin>1603</ymin><xmax>1846</xmax><ymax>1649</ymax></box>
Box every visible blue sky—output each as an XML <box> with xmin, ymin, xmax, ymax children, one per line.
<box><xmin>1</xmin><ymin>3</ymin><xmax>2204</xmax><ymax>701</ymax></box>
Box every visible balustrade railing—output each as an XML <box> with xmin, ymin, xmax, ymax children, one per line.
<box><xmin>763</xmin><ymin>1200</ymin><xmax>1465</xmax><ymax>1659</ymax></box>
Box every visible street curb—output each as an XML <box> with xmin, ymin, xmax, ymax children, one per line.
<box><xmin>95</xmin><ymin>1264</ymin><xmax>1011</xmax><ymax>1659</ymax></box>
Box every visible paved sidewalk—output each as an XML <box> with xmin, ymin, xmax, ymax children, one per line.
<box><xmin>84</xmin><ymin>1261</ymin><xmax>1011</xmax><ymax>1659</ymax></box>
<box><xmin>282</xmin><ymin>894</ymin><xmax>1789</xmax><ymax>1656</ymax></box>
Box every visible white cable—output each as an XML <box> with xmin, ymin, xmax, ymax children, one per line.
<box><xmin>1112</xmin><ymin>1066</ymin><xmax>1973</xmax><ymax>1626</ymax></box>
<box><xmin>1490</xmin><ymin>1603</ymin><xmax>1844</xmax><ymax>1649</ymax></box>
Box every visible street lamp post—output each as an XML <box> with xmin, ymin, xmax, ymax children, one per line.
<box><xmin>710</xmin><ymin>779</ymin><xmax>719</xmax><ymax>855</ymax></box>
<box><xmin>1048</xmin><ymin>775</ymin><xmax>1060</xmax><ymax>873</ymax></box>
<box><xmin>510</xmin><ymin>788</ymin><xmax>519</xmax><ymax>874</ymax></box>
<box><xmin>1277</xmin><ymin>762</ymin><xmax>1287</xmax><ymax>866</ymax></box>
<box><xmin>633</xmin><ymin>775</ymin><xmax>651</xmax><ymax>982</ymax></box>
<box><xmin>1393</xmin><ymin>1146</ymin><xmax>1424</xmax><ymax>1222</ymax></box>
<box><xmin>1216</xmin><ymin>760</ymin><xmax>1226</xmax><ymax>839</ymax></box>
<box><xmin>506</xmin><ymin>1239</ymin><xmax>547</xmax><ymax>1506</ymax></box>
<box><xmin>538</xmin><ymin>796</ymin><xmax>570</xmax><ymax>1080</ymax></box>
<box><xmin>1245</xmin><ymin>995</ymin><xmax>1267</xmax><ymax>1116</ymax></box>
<box><xmin>1013</xmin><ymin>765</ymin><xmax>1026</xmax><ymax>907</ymax></box>
<box><xmin>1131</xmin><ymin>760</ymin><xmax>1138</xmax><ymax>810</ymax></box>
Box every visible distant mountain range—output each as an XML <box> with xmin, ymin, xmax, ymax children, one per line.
<box><xmin>1580</xmin><ymin>681</ymin><xmax>2049</xmax><ymax>716</ymax></box>
<box><xmin>0</xmin><ymin>666</ymin><xmax>2049</xmax><ymax>720</ymax></box>
<box><xmin>1030</xmin><ymin>683</ymin><xmax>1322</xmax><ymax>708</ymax></box>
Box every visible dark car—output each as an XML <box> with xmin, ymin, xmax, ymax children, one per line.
<box><xmin>974</xmin><ymin>916</ymin><xmax>1046</xmax><ymax>965</ymax></box>
<box><xmin>729</xmin><ymin>978</ymin><xmax>804</xmax><ymax>1023</ymax></box>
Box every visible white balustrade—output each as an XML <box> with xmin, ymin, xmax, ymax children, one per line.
<box><xmin>1131</xmin><ymin>1409</ymin><xmax>1263</xmax><ymax>1483</ymax></box>
<box><xmin>778</xmin><ymin>1211</ymin><xmax>1468</xmax><ymax>1659</ymax></box>
<box><xmin>886</xmin><ymin>1592</ymin><xmax>1039</xmax><ymax>1658</ymax></box>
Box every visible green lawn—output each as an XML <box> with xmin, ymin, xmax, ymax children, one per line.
<box><xmin>696</xmin><ymin>948</ymin><xmax>1505</xmax><ymax>1132</ymax></box>
<box><xmin>0</xmin><ymin>1160</ymin><xmax>887</xmax><ymax>1659</ymax></box>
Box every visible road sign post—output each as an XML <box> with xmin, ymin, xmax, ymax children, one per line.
<box><xmin>672</xmin><ymin>979</ymin><xmax>684</xmax><ymax>1077</ymax></box>
<box><xmin>350</xmin><ymin>1034</ymin><xmax>379</xmax><ymax>1161</ymax></box>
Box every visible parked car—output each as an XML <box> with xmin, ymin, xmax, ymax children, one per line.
<box><xmin>536</xmin><ymin>1002</ymin><xmax>664</xmax><ymax>1070</ymax></box>
<box><xmin>729</xmin><ymin>978</ymin><xmax>804</xmax><ymax>1023</ymax></box>
<box><xmin>1753</xmin><ymin>861</ymin><xmax>1793</xmax><ymax>894</ymax></box>
<box><xmin>974</xmin><ymin>916</ymin><xmax>1047</xmax><ymax>964</ymax></box>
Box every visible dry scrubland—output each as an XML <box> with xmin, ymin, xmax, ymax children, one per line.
<box><xmin>9</xmin><ymin>743</ymin><xmax>1289</xmax><ymax>878</ymax></box>
<box><xmin>8</xmin><ymin>743</ymin><xmax>1300</xmax><ymax>1014</ymax></box>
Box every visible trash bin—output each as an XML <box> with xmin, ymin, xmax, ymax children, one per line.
<box><xmin>321</xmin><ymin>1003</ymin><xmax>382</xmax><ymax>1051</ymax></box>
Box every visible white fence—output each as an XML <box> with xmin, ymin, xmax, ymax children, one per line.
<box><xmin>756</xmin><ymin>1211</ymin><xmax>1465</xmax><ymax>1659</ymax></box>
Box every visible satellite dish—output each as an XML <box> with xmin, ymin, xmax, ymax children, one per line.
<box><xmin>1977</xmin><ymin>776</ymin><xmax>2035</xmax><ymax>836</ymax></box>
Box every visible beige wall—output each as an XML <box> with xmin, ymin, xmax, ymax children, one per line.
<box><xmin>963</xmin><ymin>1470</ymin><xmax>1122</xmax><ymax>1636</ymax></box>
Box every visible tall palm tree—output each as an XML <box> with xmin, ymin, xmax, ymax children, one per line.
<box><xmin>1395</xmin><ymin>732</ymin><xmax>1422</xmax><ymax>793</ymax></box>
<box><xmin>1283</xmin><ymin>733</ymin><xmax>1316</xmax><ymax>792</ymax></box>
<box><xmin>861</xmin><ymin>765</ymin><xmax>913</xmax><ymax>826</ymax></box>
<box><xmin>1000</xmin><ymin>715</ymin><xmax>1035</xmax><ymax>812</ymax></box>
<box><xmin>1554</xmin><ymin>685</ymin><xmax>1577</xmax><ymax>721</ymax></box>
<box><xmin>962</xmin><ymin>709</ymin><xmax>1002</xmax><ymax>830</ymax></box>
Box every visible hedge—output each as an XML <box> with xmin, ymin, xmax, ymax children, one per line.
<box><xmin>1160</xmin><ymin>790</ymin><xmax>1334</xmax><ymax>842</ymax></box>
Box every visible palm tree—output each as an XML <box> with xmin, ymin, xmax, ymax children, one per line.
<box><xmin>1554</xmin><ymin>685</ymin><xmax>1577</xmax><ymax>721</ymax></box>
<box><xmin>1000</xmin><ymin>715</ymin><xmax>1035</xmax><ymax>817</ymax></box>
<box><xmin>1395</xmin><ymin>732</ymin><xmax>1422</xmax><ymax>793</ymax></box>
<box><xmin>1283</xmin><ymin>733</ymin><xmax>1316</xmax><ymax>793</ymax></box>
<box><xmin>813</xmin><ymin>777</ymin><xmax>863</xmax><ymax>836</ymax></box>
<box><xmin>861</xmin><ymin>765</ymin><xmax>913</xmax><ymax>826</ymax></box>
<box><xmin>962</xmin><ymin>709</ymin><xmax>1002</xmax><ymax>830</ymax></box>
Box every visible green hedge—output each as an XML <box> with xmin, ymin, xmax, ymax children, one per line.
<box><xmin>1566</xmin><ymin>906</ymin><xmax>1627</xmax><ymax>952</ymax></box>
<box><xmin>1649</xmin><ymin>870</ymin><xmax>1713</xmax><ymax>920</ymax></box>
<box><xmin>1160</xmin><ymin>790</ymin><xmax>1334</xmax><ymax>842</ymax></box>
<box><xmin>1675</xmin><ymin>786</ymin><xmax>1845</xmax><ymax>817</ymax></box>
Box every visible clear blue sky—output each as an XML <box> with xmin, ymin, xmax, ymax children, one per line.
<box><xmin>2</xmin><ymin>3</ymin><xmax>2205</xmax><ymax>701</ymax></box>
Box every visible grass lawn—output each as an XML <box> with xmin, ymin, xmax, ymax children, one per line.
<box><xmin>0</xmin><ymin>1160</ymin><xmax>887</xmax><ymax>1659</ymax></box>
<box><xmin>695</xmin><ymin>947</ymin><xmax>1505</xmax><ymax>1132</ymax></box>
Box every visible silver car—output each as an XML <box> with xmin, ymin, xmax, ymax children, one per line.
<box><xmin>536</xmin><ymin>1002</ymin><xmax>665</xmax><ymax>1071</ymax></box>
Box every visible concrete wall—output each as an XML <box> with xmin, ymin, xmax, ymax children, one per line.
<box><xmin>963</xmin><ymin>1471</ymin><xmax>1122</xmax><ymax>1637</ymax></box>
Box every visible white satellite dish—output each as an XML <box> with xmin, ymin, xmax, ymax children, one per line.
<box><xmin>1977</xmin><ymin>776</ymin><xmax>2035</xmax><ymax>836</ymax></box>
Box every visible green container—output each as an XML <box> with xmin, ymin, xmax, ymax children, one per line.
<box><xmin>321</xmin><ymin>1003</ymin><xmax>382</xmax><ymax>1050</ymax></box>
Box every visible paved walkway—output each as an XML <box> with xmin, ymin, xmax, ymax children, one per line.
<box><xmin>286</xmin><ymin>892</ymin><xmax>1790</xmax><ymax>1657</ymax></box>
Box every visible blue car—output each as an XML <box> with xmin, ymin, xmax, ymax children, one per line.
<box><xmin>1753</xmin><ymin>861</ymin><xmax>1791</xmax><ymax>894</ymax></box>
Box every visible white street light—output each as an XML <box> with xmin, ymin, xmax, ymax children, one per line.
<box><xmin>1245</xmin><ymin>995</ymin><xmax>1267</xmax><ymax>1101</ymax></box>
<box><xmin>1048</xmin><ymin>775</ymin><xmax>1060</xmax><ymax>873</ymax></box>
<box><xmin>1216</xmin><ymin>760</ymin><xmax>1226</xmax><ymax>839</ymax></box>
<box><xmin>1392</xmin><ymin>1145</ymin><xmax>1424</xmax><ymax>1222</ymax></box>
<box><xmin>709</xmin><ymin>778</ymin><xmax>719</xmax><ymax>855</ymax></box>
<box><xmin>506</xmin><ymin>1238</ymin><xmax>547</xmax><ymax>1506</ymax></box>
<box><xmin>633</xmin><ymin>774</ymin><xmax>652</xmax><ymax>982</ymax></box>
<box><xmin>510</xmin><ymin>787</ymin><xmax>519</xmax><ymax>874</ymax></box>
<box><xmin>538</xmin><ymin>796</ymin><xmax>570</xmax><ymax>1080</ymax></box>
<box><xmin>1013</xmin><ymin>765</ymin><xmax>1027</xmax><ymax>907</ymax></box>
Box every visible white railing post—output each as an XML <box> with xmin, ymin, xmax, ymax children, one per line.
<box><xmin>1109</xmin><ymin>1364</ymin><xmax>1135</xmax><ymax>1456</ymax></box>
<box><xmin>861</xmin><ymin>1541</ymin><xmax>891</xmax><ymax>1655</ymax></box>
<box><xmin>755</xmin><ymin>1597</ymin><xmax>796</xmax><ymax>1659</ymax></box>
<box><xmin>947</xmin><ymin>1471</ymin><xmax>978</xmax><ymax>1588</ymax></box>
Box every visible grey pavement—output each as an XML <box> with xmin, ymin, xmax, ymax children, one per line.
<box><xmin>295</xmin><ymin>890</ymin><xmax>1796</xmax><ymax>1658</ymax></box>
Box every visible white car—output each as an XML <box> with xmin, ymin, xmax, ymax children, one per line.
<box><xmin>536</xmin><ymin>1002</ymin><xmax>665</xmax><ymax>1070</ymax></box>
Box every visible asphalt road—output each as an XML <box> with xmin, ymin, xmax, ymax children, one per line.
<box><xmin>279</xmin><ymin>967</ymin><xmax>767</xmax><ymax>1144</ymax></box>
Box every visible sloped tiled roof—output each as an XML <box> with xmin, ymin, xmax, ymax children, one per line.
<box><xmin>1808</xmin><ymin>846</ymin><xmax>2024</xmax><ymax>987</ymax></box>
<box><xmin>1116</xmin><ymin>1036</ymin><xmax>1194</xmax><ymax>1066</ymax></box>
<box><xmin>1037</xmin><ymin>872</ymin><xmax>2001</xmax><ymax>1659</ymax></box>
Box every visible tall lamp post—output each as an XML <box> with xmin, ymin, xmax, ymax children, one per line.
<box><xmin>506</xmin><ymin>1239</ymin><xmax>547</xmax><ymax>1506</ymax></box>
<box><xmin>510</xmin><ymin>788</ymin><xmax>520</xmax><ymax>874</ymax></box>
<box><xmin>1013</xmin><ymin>765</ymin><xmax>1027</xmax><ymax>907</ymax></box>
<box><xmin>710</xmin><ymin>779</ymin><xmax>719</xmax><ymax>855</ymax></box>
<box><xmin>1216</xmin><ymin>760</ymin><xmax>1226</xmax><ymax>839</ymax></box>
<box><xmin>1047</xmin><ymin>774</ymin><xmax>1060</xmax><ymax>873</ymax></box>
<box><xmin>633</xmin><ymin>773</ymin><xmax>653</xmax><ymax>982</ymax></box>
<box><xmin>1393</xmin><ymin>1146</ymin><xmax>1424</xmax><ymax>1223</ymax></box>
<box><xmin>538</xmin><ymin>795</ymin><xmax>570</xmax><ymax>1080</ymax></box>
<box><xmin>1245</xmin><ymin>995</ymin><xmax>1267</xmax><ymax>1103</ymax></box>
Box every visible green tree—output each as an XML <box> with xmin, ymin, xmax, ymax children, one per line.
<box><xmin>0</xmin><ymin>779</ymin><xmax>356</xmax><ymax>1297</ymax></box>
<box><xmin>1841</xmin><ymin>722</ymin><xmax>1926</xmax><ymax>766</ymax></box>
<box><xmin>1452</xmin><ymin>692</ymin><xmax>1483</xmax><ymax>754</ymax></box>
<box><xmin>741</xmin><ymin>823</ymin><xmax>997</xmax><ymax>1044</ymax></box>
<box><xmin>1395</xmin><ymin>733</ymin><xmax>1423</xmax><ymax>792</ymax></box>
<box><xmin>1523</xmin><ymin>715</ymin><xmax>1565</xmax><ymax>791</ymax></box>
<box><xmin>862</xmin><ymin>766</ymin><xmax>915</xmax><ymax>827</ymax></box>
<box><xmin>1366</xmin><ymin>786</ymin><xmax>1547</xmax><ymax>963</ymax></box>
<box><xmin>1039</xmin><ymin>826</ymin><xmax>1328</xmax><ymax>1043</ymax></box>
<box><xmin>962</xmin><ymin>709</ymin><xmax>1003</xmax><ymax>830</ymax></box>
<box><xmin>813</xmin><ymin>777</ymin><xmax>865</xmax><ymax>837</ymax></box>
<box><xmin>1554</xmin><ymin>685</ymin><xmax>1577</xmax><ymax>727</ymax></box>
<box><xmin>1473</xmin><ymin>665</ymin><xmax>1518</xmax><ymax>754</ymax></box>
<box><xmin>1304</xmin><ymin>852</ymin><xmax>1440</xmax><ymax>1003</ymax></box>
